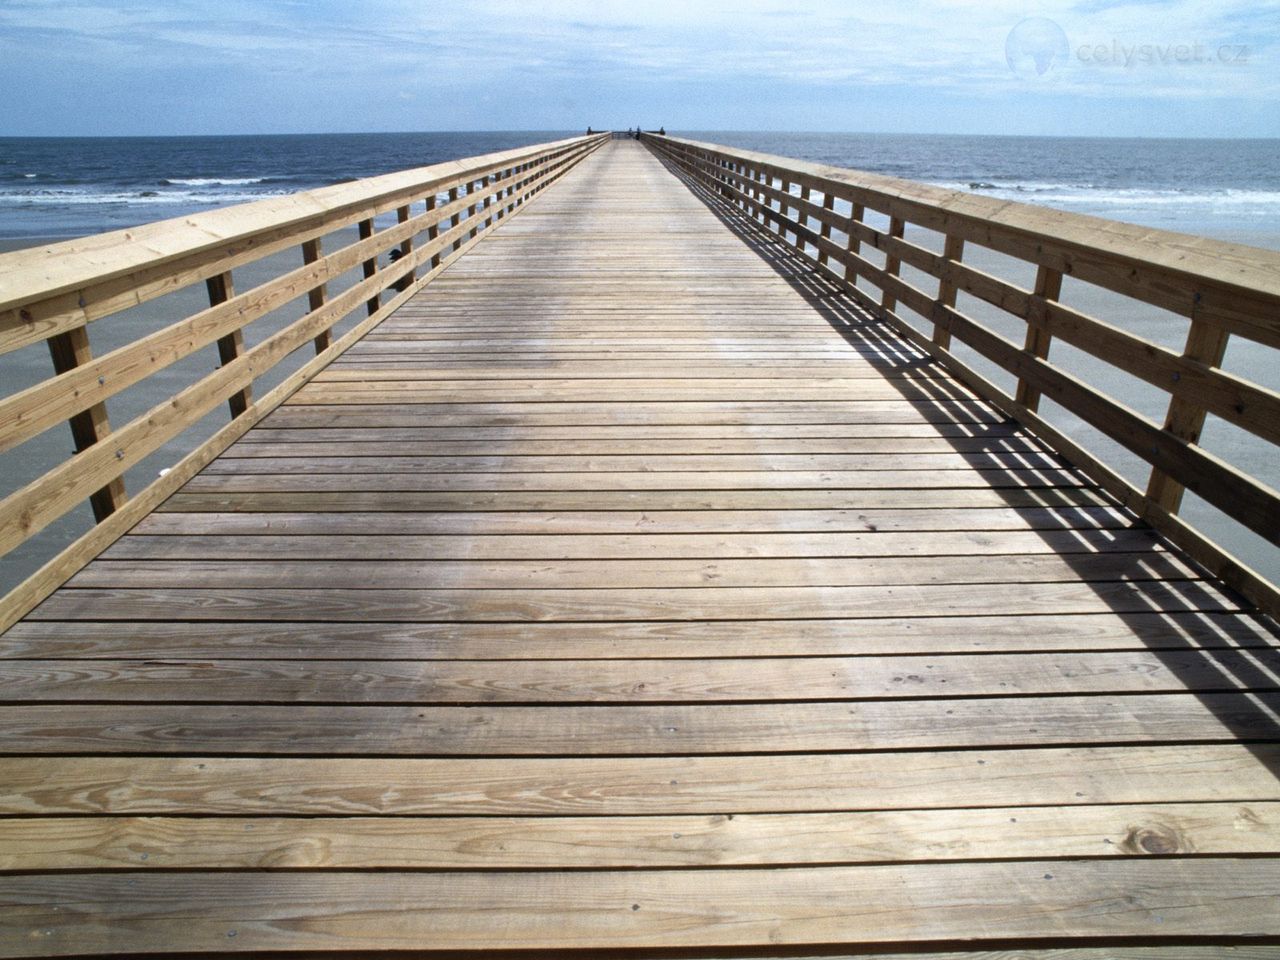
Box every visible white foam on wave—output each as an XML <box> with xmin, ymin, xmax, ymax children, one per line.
<box><xmin>942</xmin><ymin>180</ymin><xmax>1280</xmax><ymax>211</ymax></box>
<box><xmin>163</xmin><ymin>176</ymin><xmax>270</xmax><ymax>186</ymax></box>
<box><xmin>0</xmin><ymin>186</ymin><xmax>292</xmax><ymax>206</ymax></box>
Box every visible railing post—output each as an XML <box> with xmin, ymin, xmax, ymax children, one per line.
<box><xmin>797</xmin><ymin>185</ymin><xmax>812</xmax><ymax>255</ymax></box>
<box><xmin>206</xmin><ymin>271</ymin><xmax>252</xmax><ymax>418</ymax></box>
<box><xmin>449</xmin><ymin>187</ymin><xmax>462</xmax><ymax>251</ymax></box>
<box><xmin>1015</xmin><ymin>264</ymin><xmax>1064</xmax><ymax>410</ymax></box>
<box><xmin>357</xmin><ymin>218</ymin><xmax>380</xmax><ymax>316</ymax></box>
<box><xmin>778</xmin><ymin>178</ymin><xmax>791</xmax><ymax>240</ymax></box>
<box><xmin>426</xmin><ymin>195</ymin><xmax>441</xmax><ymax>267</ymax></box>
<box><xmin>817</xmin><ymin>193</ymin><xmax>835</xmax><ymax>268</ymax></box>
<box><xmin>482</xmin><ymin>175</ymin><xmax>493</xmax><ymax>228</ymax></box>
<box><xmin>878</xmin><ymin>216</ymin><xmax>906</xmax><ymax>316</ymax></box>
<box><xmin>1146</xmin><ymin>308</ymin><xmax>1232</xmax><ymax>513</ymax></box>
<box><xmin>467</xmin><ymin>181</ymin><xmax>479</xmax><ymax>239</ymax></box>
<box><xmin>844</xmin><ymin>203</ymin><xmax>865</xmax><ymax>290</ymax></box>
<box><xmin>933</xmin><ymin>235</ymin><xmax>965</xmax><ymax>349</ymax></box>
<box><xmin>301</xmin><ymin>238</ymin><xmax>331</xmax><ymax>353</ymax></box>
<box><xmin>395</xmin><ymin>205</ymin><xmax>415</xmax><ymax>292</ymax></box>
<box><xmin>46</xmin><ymin>326</ymin><xmax>126</xmax><ymax>522</ymax></box>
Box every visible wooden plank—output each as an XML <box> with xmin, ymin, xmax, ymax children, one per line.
<box><xmin>176</xmin><ymin>469</ymin><xmax>1093</xmax><ymax>493</ymax></box>
<box><xmin>5</xmin><ymin>611</ymin><xmax>1272</xmax><ymax>660</ymax></box>
<box><xmin>4</xmin><ymin>802</ymin><xmax>1277</xmax><ymax>870</ymax></box>
<box><xmin>28</xmin><ymin>579</ymin><xmax>1243</xmax><ymax>622</ymax></box>
<box><xmin>3</xmin><ymin>650</ymin><xmax>1274</xmax><ymax>703</ymax></box>
<box><xmin>3</xmin><ymin>859</ymin><xmax>1279</xmax><ymax>955</ymax></box>
<box><xmin>153</xmin><ymin>487</ymin><xmax>1115</xmax><ymax>514</ymax></box>
<box><xmin>255</xmin><ymin>399</ymin><xmax>1009</xmax><ymax>427</ymax></box>
<box><xmin>127</xmin><ymin>505</ymin><xmax>1136</xmax><ymax>536</ymax></box>
<box><xmin>98</xmin><ymin>529</ymin><xmax>1164</xmax><ymax>562</ymax></box>
<box><xmin>3</xmin><ymin>744</ymin><xmax>1277</xmax><ymax>815</ymax></box>
<box><xmin>0</xmin><ymin>693</ymin><xmax>1273</xmax><ymax>755</ymax></box>
<box><xmin>198</xmin><ymin>452</ymin><xmax>1069</xmax><ymax>475</ymax></box>
<box><xmin>225</xmin><ymin>436</ymin><xmax>1049</xmax><ymax>456</ymax></box>
<box><xmin>63</xmin><ymin>552</ymin><xmax>1202</xmax><ymax>590</ymax></box>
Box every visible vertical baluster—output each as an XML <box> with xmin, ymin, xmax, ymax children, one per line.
<box><xmin>844</xmin><ymin>203</ymin><xmax>865</xmax><ymax>289</ymax></box>
<box><xmin>513</xmin><ymin>163</ymin><xmax>526</xmax><ymax>209</ymax></box>
<box><xmin>1146</xmin><ymin>309</ymin><xmax>1231</xmax><ymax>513</ymax></box>
<box><xmin>426</xmin><ymin>195</ymin><xmax>441</xmax><ymax>267</ymax></box>
<box><xmin>878</xmin><ymin>217</ymin><xmax>906</xmax><ymax>316</ymax></box>
<box><xmin>817</xmin><ymin>193</ymin><xmax>835</xmax><ymax>269</ymax></box>
<box><xmin>301</xmin><ymin>238</ymin><xmax>331</xmax><ymax>353</ymax></box>
<box><xmin>206</xmin><ymin>271</ymin><xmax>252</xmax><ymax>417</ymax></box>
<box><xmin>357</xmin><ymin>218</ymin><xmax>380</xmax><ymax>316</ymax></box>
<box><xmin>394</xmin><ymin>205</ymin><xmax>415</xmax><ymax>293</ymax></box>
<box><xmin>482</xmin><ymin>175</ymin><xmax>494</xmax><ymax>229</ymax></box>
<box><xmin>467</xmin><ymin>180</ymin><xmax>480</xmax><ymax>239</ymax></box>
<box><xmin>1015</xmin><ymin>264</ymin><xmax>1064</xmax><ymax>411</ymax></box>
<box><xmin>797</xmin><ymin>185</ymin><xmax>812</xmax><ymax>255</ymax></box>
<box><xmin>778</xmin><ymin>178</ymin><xmax>791</xmax><ymax>240</ymax></box>
<box><xmin>933</xmin><ymin>235</ymin><xmax>965</xmax><ymax>349</ymax></box>
<box><xmin>46</xmin><ymin>326</ymin><xmax>126</xmax><ymax>522</ymax></box>
<box><xmin>445</xmin><ymin>186</ymin><xmax>460</xmax><ymax>251</ymax></box>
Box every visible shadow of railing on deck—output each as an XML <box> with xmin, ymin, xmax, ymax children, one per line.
<box><xmin>649</xmin><ymin>145</ymin><xmax>1280</xmax><ymax>772</ymax></box>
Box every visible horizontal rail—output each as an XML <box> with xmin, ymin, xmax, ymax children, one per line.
<box><xmin>0</xmin><ymin>133</ymin><xmax>608</xmax><ymax>631</ymax></box>
<box><xmin>644</xmin><ymin>133</ymin><xmax>1280</xmax><ymax>617</ymax></box>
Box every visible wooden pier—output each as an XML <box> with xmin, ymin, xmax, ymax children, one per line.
<box><xmin>1</xmin><ymin>135</ymin><xmax>1279</xmax><ymax>956</ymax></box>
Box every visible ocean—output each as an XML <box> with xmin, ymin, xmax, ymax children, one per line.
<box><xmin>1</xmin><ymin>131</ymin><xmax>1277</xmax><ymax>588</ymax></box>
<box><xmin>3</xmin><ymin>131</ymin><xmax>1278</xmax><ymax>241</ymax></box>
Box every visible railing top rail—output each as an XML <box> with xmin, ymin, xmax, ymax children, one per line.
<box><xmin>0</xmin><ymin>134</ymin><xmax>603</xmax><ymax>314</ymax></box>
<box><xmin>649</xmin><ymin>133</ymin><xmax>1280</xmax><ymax>314</ymax></box>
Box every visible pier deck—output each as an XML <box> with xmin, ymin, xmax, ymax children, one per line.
<box><xmin>2</xmin><ymin>139</ymin><xmax>1279</xmax><ymax>955</ymax></box>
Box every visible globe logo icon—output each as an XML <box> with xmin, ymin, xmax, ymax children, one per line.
<box><xmin>1006</xmin><ymin>17</ymin><xmax>1070</xmax><ymax>77</ymax></box>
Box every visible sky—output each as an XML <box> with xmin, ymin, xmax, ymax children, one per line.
<box><xmin>0</xmin><ymin>0</ymin><xmax>1276</xmax><ymax>137</ymax></box>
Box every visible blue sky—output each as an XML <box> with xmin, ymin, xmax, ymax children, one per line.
<box><xmin>1</xmin><ymin>0</ymin><xmax>1276</xmax><ymax>137</ymax></box>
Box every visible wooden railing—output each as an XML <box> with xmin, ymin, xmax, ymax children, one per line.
<box><xmin>0</xmin><ymin>133</ymin><xmax>608</xmax><ymax>630</ymax></box>
<box><xmin>644</xmin><ymin>133</ymin><xmax>1280</xmax><ymax>616</ymax></box>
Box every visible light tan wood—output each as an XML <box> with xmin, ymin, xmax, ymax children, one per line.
<box><xmin>2</xmin><ymin>650</ymin><xmax>1270</xmax><ymax>703</ymax></box>
<box><xmin>43</xmin><ymin>324</ymin><xmax>125</xmax><ymax>522</ymax></box>
<box><xmin>648</xmin><ymin>133</ymin><xmax>1280</xmax><ymax>611</ymax></box>
<box><xmin>0</xmin><ymin>137</ymin><xmax>604</xmax><ymax>573</ymax></box>
<box><xmin>0</xmin><ymin>140</ymin><xmax>601</xmax><ymax>633</ymax></box>
<box><xmin>0</xmin><ymin>135</ymin><xmax>605</xmax><ymax>349</ymax></box>
<box><xmin>6</xmin><ymin>610</ymin><xmax>1270</xmax><ymax>660</ymax></box>
<box><xmin>3</xmin><ymin>802</ymin><xmax>1276</xmax><ymax>870</ymax></box>
<box><xmin>1147</xmin><ymin>317</ymin><xmax>1233</xmax><ymax>512</ymax></box>
<box><xmin>4</xmin><ymin>744</ymin><xmax>1278</xmax><ymax>815</ymax></box>
<box><xmin>4</xmin><ymin>860</ymin><xmax>1279</xmax><ymax>955</ymax></box>
<box><xmin>1016</xmin><ymin>264</ymin><xmax>1064</xmax><ymax>411</ymax></box>
<box><xmin>3</xmin><ymin>136</ymin><xmax>1278</xmax><ymax>960</ymax></box>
